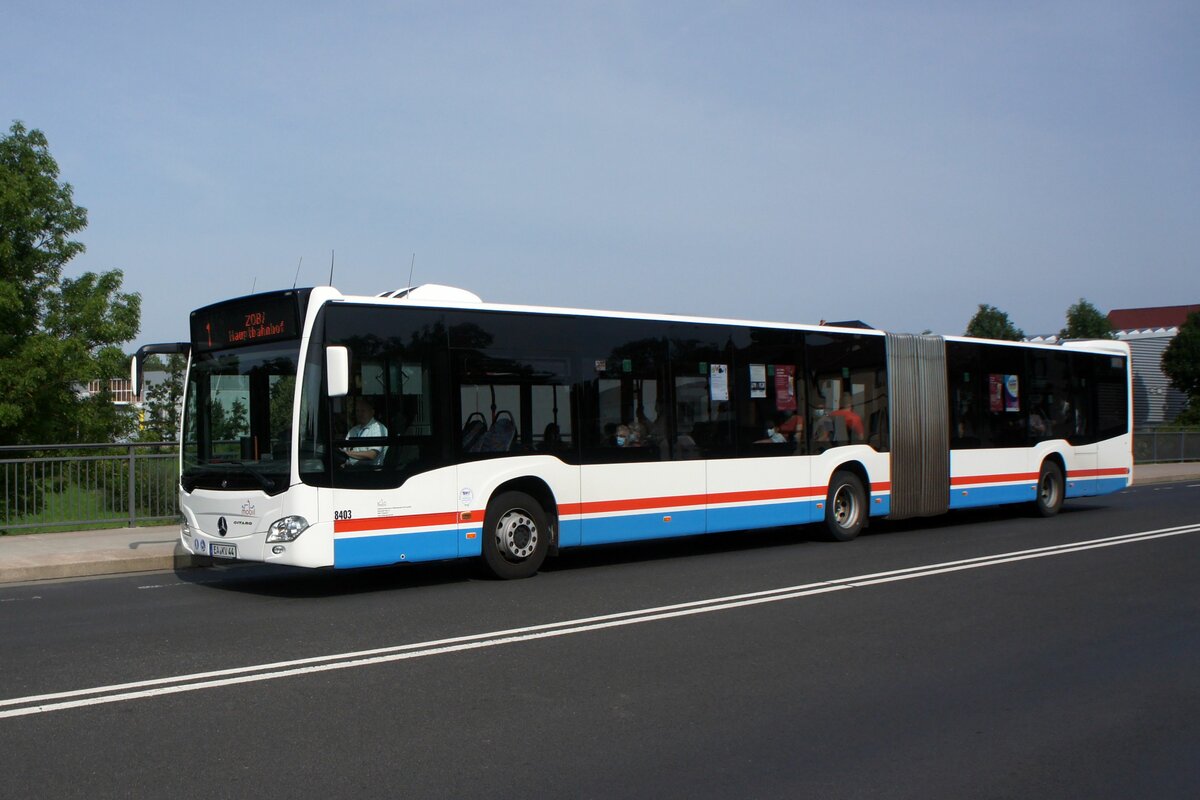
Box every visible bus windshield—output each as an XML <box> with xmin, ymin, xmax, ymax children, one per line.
<box><xmin>181</xmin><ymin>341</ymin><xmax>300</xmax><ymax>495</ymax></box>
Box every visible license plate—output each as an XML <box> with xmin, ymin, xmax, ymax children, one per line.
<box><xmin>210</xmin><ymin>543</ymin><xmax>237</xmax><ymax>559</ymax></box>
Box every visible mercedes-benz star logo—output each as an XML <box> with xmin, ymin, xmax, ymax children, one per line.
<box><xmin>217</xmin><ymin>517</ymin><xmax>228</xmax><ymax>537</ymax></box>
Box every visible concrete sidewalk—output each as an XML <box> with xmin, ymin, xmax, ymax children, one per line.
<box><xmin>0</xmin><ymin>524</ymin><xmax>198</xmax><ymax>584</ymax></box>
<box><xmin>2</xmin><ymin>463</ymin><xmax>1198</xmax><ymax>585</ymax></box>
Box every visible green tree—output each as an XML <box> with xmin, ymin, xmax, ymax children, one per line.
<box><xmin>138</xmin><ymin>353</ymin><xmax>186</xmax><ymax>441</ymax></box>
<box><xmin>0</xmin><ymin>121</ymin><xmax>141</xmax><ymax>445</ymax></box>
<box><xmin>1060</xmin><ymin>298</ymin><xmax>1114</xmax><ymax>339</ymax></box>
<box><xmin>1162</xmin><ymin>311</ymin><xmax>1200</xmax><ymax>425</ymax></box>
<box><xmin>965</xmin><ymin>304</ymin><xmax>1025</xmax><ymax>341</ymax></box>
<box><xmin>212</xmin><ymin>398</ymin><xmax>249</xmax><ymax>447</ymax></box>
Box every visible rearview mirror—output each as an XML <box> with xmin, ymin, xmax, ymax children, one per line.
<box><xmin>326</xmin><ymin>346</ymin><xmax>350</xmax><ymax>397</ymax></box>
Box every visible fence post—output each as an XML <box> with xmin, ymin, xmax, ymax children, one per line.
<box><xmin>128</xmin><ymin>444</ymin><xmax>136</xmax><ymax>527</ymax></box>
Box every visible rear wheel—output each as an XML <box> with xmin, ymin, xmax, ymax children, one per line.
<box><xmin>1035</xmin><ymin>461</ymin><xmax>1064</xmax><ymax>517</ymax></box>
<box><xmin>482</xmin><ymin>491</ymin><xmax>550</xmax><ymax>579</ymax></box>
<box><xmin>824</xmin><ymin>470</ymin><xmax>866</xmax><ymax>541</ymax></box>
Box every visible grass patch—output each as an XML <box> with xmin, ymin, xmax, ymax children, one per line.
<box><xmin>1</xmin><ymin>482</ymin><xmax>178</xmax><ymax>536</ymax></box>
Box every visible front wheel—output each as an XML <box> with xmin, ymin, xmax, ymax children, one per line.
<box><xmin>824</xmin><ymin>470</ymin><xmax>867</xmax><ymax>542</ymax></box>
<box><xmin>1035</xmin><ymin>461</ymin><xmax>1064</xmax><ymax>517</ymax></box>
<box><xmin>482</xmin><ymin>491</ymin><xmax>550</xmax><ymax>579</ymax></box>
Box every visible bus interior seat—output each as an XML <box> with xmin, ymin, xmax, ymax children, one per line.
<box><xmin>462</xmin><ymin>412</ymin><xmax>488</xmax><ymax>452</ymax></box>
<box><xmin>476</xmin><ymin>411</ymin><xmax>517</xmax><ymax>453</ymax></box>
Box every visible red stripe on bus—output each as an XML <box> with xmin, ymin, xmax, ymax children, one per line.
<box><xmin>573</xmin><ymin>493</ymin><xmax>707</xmax><ymax>515</ymax></box>
<box><xmin>950</xmin><ymin>472</ymin><xmax>1038</xmax><ymax>486</ymax></box>
<box><xmin>951</xmin><ymin>466</ymin><xmax>1130</xmax><ymax>487</ymax></box>
<box><xmin>561</xmin><ymin>486</ymin><xmax>826</xmax><ymax>517</ymax></box>
<box><xmin>1070</xmin><ymin>467</ymin><xmax>1130</xmax><ymax>478</ymax></box>
<box><xmin>335</xmin><ymin>512</ymin><xmax>460</xmax><ymax>533</ymax></box>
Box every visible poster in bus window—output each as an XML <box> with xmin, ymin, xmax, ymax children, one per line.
<box><xmin>989</xmin><ymin>374</ymin><xmax>1003</xmax><ymax>412</ymax></box>
<box><xmin>1004</xmin><ymin>374</ymin><xmax>1020</xmax><ymax>412</ymax></box>
<box><xmin>749</xmin><ymin>364</ymin><xmax>767</xmax><ymax>399</ymax></box>
<box><xmin>775</xmin><ymin>365</ymin><xmax>797</xmax><ymax>411</ymax></box>
<box><xmin>710</xmin><ymin>364</ymin><xmax>729</xmax><ymax>402</ymax></box>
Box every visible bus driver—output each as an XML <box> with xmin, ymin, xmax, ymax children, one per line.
<box><xmin>343</xmin><ymin>396</ymin><xmax>388</xmax><ymax>466</ymax></box>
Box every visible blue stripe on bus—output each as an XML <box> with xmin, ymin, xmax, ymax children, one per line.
<box><xmin>460</xmin><ymin>527</ymin><xmax>483</xmax><ymax>558</ymax></box>
<box><xmin>706</xmin><ymin>501</ymin><xmax>817</xmax><ymax>533</ymax></box>
<box><xmin>333</xmin><ymin>474</ymin><xmax>1127</xmax><ymax>568</ymax></box>
<box><xmin>334</xmin><ymin>529</ymin><xmax>459</xmax><ymax>568</ymax></box>
<box><xmin>581</xmin><ymin>509</ymin><xmax>708</xmax><ymax>545</ymax></box>
<box><xmin>1090</xmin><ymin>476</ymin><xmax>1129</xmax><ymax>494</ymax></box>
<box><xmin>947</xmin><ymin>483</ymin><xmax>1037</xmax><ymax>510</ymax></box>
<box><xmin>559</xmin><ymin>518</ymin><xmax>583</xmax><ymax>548</ymax></box>
<box><xmin>1065</xmin><ymin>476</ymin><xmax>1128</xmax><ymax>499</ymax></box>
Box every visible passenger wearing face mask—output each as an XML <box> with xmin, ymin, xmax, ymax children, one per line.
<box><xmin>615</xmin><ymin>423</ymin><xmax>640</xmax><ymax>447</ymax></box>
<box><xmin>757</xmin><ymin>419</ymin><xmax>787</xmax><ymax>444</ymax></box>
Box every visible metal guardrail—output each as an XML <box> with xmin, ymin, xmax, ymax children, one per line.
<box><xmin>1134</xmin><ymin>430</ymin><xmax>1200</xmax><ymax>464</ymax></box>
<box><xmin>0</xmin><ymin>431</ymin><xmax>1195</xmax><ymax>533</ymax></box>
<box><xmin>0</xmin><ymin>442</ymin><xmax>179</xmax><ymax>532</ymax></box>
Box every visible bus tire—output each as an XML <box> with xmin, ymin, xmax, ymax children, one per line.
<box><xmin>824</xmin><ymin>470</ymin><xmax>866</xmax><ymax>542</ymax></box>
<box><xmin>1035</xmin><ymin>461</ymin><xmax>1064</xmax><ymax>517</ymax></box>
<box><xmin>482</xmin><ymin>491</ymin><xmax>549</xmax><ymax>579</ymax></box>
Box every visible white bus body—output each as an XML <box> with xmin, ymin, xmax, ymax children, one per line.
<box><xmin>163</xmin><ymin>286</ymin><xmax>1132</xmax><ymax>578</ymax></box>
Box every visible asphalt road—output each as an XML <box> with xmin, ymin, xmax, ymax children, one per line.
<box><xmin>2</xmin><ymin>481</ymin><xmax>1199</xmax><ymax>799</ymax></box>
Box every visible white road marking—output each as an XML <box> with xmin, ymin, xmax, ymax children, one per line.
<box><xmin>3</xmin><ymin>523</ymin><xmax>1199</xmax><ymax>720</ymax></box>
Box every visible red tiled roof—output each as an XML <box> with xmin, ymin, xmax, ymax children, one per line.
<box><xmin>1108</xmin><ymin>304</ymin><xmax>1200</xmax><ymax>331</ymax></box>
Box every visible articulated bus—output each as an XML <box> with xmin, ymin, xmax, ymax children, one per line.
<box><xmin>136</xmin><ymin>284</ymin><xmax>1132</xmax><ymax>579</ymax></box>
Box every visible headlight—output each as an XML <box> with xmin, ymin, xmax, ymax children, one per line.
<box><xmin>266</xmin><ymin>515</ymin><xmax>310</xmax><ymax>543</ymax></box>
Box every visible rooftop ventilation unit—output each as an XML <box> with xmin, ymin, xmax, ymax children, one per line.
<box><xmin>375</xmin><ymin>284</ymin><xmax>482</xmax><ymax>303</ymax></box>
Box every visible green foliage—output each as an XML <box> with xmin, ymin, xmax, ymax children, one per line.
<box><xmin>270</xmin><ymin>375</ymin><xmax>296</xmax><ymax>434</ymax></box>
<box><xmin>0</xmin><ymin>120</ymin><xmax>141</xmax><ymax>448</ymax></box>
<box><xmin>1162</xmin><ymin>311</ymin><xmax>1200</xmax><ymax>401</ymax></box>
<box><xmin>1060</xmin><ymin>298</ymin><xmax>1114</xmax><ymax>339</ymax></box>
<box><xmin>965</xmin><ymin>304</ymin><xmax>1025</xmax><ymax>341</ymax></box>
<box><xmin>138</xmin><ymin>354</ymin><xmax>185</xmax><ymax>442</ymax></box>
<box><xmin>1173</xmin><ymin>402</ymin><xmax>1200</xmax><ymax>427</ymax></box>
<box><xmin>220</xmin><ymin>398</ymin><xmax>249</xmax><ymax>442</ymax></box>
<box><xmin>97</xmin><ymin>447</ymin><xmax>179</xmax><ymax>522</ymax></box>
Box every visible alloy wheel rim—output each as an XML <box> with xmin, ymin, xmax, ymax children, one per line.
<box><xmin>496</xmin><ymin>509</ymin><xmax>538</xmax><ymax>560</ymax></box>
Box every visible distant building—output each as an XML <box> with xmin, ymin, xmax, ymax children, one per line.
<box><xmin>1025</xmin><ymin>304</ymin><xmax>1196</xmax><ymax>428</ymax></box>
<box><xmin>83</xmin><ymin>377</ymin><xmax>137</xmax><ymax>405</ymax></box>
<box><xmin>1108</xmin><ymin>305</ymin><xmax>1198</xmax><ymax>428</ymax></box>
<box><xmin>80</xmin><ymin>371</ymin><xmax>173</xmax><ymax>430</ymax></box>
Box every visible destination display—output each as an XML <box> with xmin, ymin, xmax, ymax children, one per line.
<box><xmin>190</xmin><ymin>291</ymin><xmax>303</xmax><ymax>352</ymax></box>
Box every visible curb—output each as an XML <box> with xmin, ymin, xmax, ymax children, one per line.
<box><xmin>0</xmin><ymin>544</ymin><xmax>206</xmax><ymax>585</ymax></box>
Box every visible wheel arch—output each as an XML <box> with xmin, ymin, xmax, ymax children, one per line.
<box><xmin>1040</xmin><ymin>450</ymin><xmax>1066</xmax><ymax>479</ymax></box>
<box><xmin>829</xmin><ymin>459</ymin><xmax>872</xmax><ymax>501</ymax></box>
<box><xmin>487</xmin><ymin>476</ymin><xmax>559</xmax><ymax>550</ymax></box>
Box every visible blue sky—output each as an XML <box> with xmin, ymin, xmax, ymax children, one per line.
<box><xmin>4</xmin><ymin>1</ymin><xmax>1197</xmax><ymax>347</ymax></box>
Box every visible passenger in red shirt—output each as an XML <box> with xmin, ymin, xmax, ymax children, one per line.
<box><xmin>830</xmin><ymin>393</ymin><xmax>864</xmax><ymax>440</ymax></box>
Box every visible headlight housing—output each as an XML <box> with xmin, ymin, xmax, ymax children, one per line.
<box><xmin>266</xmin><ymin>515</ymin><xmax>310</xmax><ymax>543</ymax></box>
